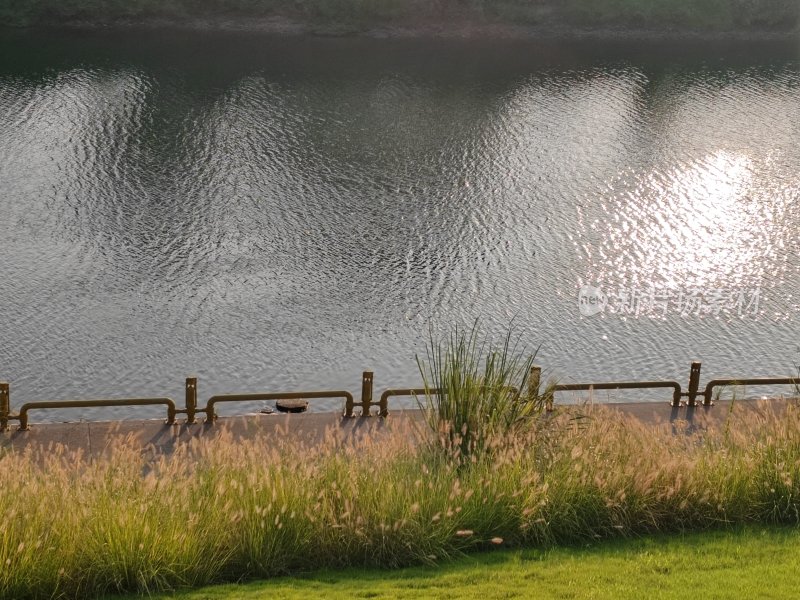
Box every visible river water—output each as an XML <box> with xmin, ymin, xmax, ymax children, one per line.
<box><xmin>1</xmin><ymin>30</ymin><xmax>798</xmax><ymax>420</ymax></box>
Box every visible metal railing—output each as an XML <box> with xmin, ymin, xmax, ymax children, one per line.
<box><xmin>15</xmin><ymin>398</ymin><xmax>177</xmax><ymax>431</ymax></box>
<box><xmin>378</xmin><ymin>385</ymin><xmax>522</xmax><ymax>415</ymax></box>
<box><xmin>379</xmin><ymin>388</ymin><xmax>435</xmax><ymax>417</ymax></box>
<box><xmin>178</xmin><ymin>376</ymin><xmax>358</xmax><ymax>423</ymax></box>
<box><xmin>0</xmin><ymin>373</ymin><xmax>371</xmax><ymax>431</ymax></box>
<box><xmin>205</xmin><ymin>391</ymin><xmax>355</xmax><ymax>422</ymax></box>
<box><xmin>548</xmin><ymin>381</ymin><xmax>683</xmax><ymax>407</ymax></box>
<box><xmin>535</xmin><ymin>362</ymin><xmax>799</xmax><ymax>408</ymax></box>
<box><xmin>1</xmin><ymin>363</ymin><xmax>798</xmax><ymax>431</ymax></box>
<box><xmin>0</xmin><ymin>381</ymin><xmax>178</xmax><ymax>431</ymax></box>
<box><xmin>703</xmin><ymin>377</ymin><xmax>800</xmax><ymax>406</ymax></box>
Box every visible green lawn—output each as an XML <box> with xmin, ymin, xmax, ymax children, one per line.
<box><xmin>130</xmin><ymin>527</ymin><xmax>800</xmax><ymax>599</ymax></box>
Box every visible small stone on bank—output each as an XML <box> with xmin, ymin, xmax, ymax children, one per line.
<box><xmin>275</xmin><ymin>399</ymin><xmax>308</xmax><ymax>413</ymax></box>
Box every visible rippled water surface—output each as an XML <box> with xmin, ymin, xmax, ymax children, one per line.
<box><xmin>1</xmin><ymin>31</ymin><xmax>799</xmax><ymax>420</ymax></box>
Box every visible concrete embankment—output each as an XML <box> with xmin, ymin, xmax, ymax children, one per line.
<box><xmin>1</xmin><ymin>398</ymin><xmax>793</xmax><ymax>459</ymax></box>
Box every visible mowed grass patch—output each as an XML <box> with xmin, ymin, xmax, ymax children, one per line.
<box><xmin>133</xmin><ymin>526</ymin><xmax>800</xmax><ymax>599</ymax></box>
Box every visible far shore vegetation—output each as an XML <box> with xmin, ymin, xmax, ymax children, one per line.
<box><xmin>0</xmin><ymin>0</ymin><xmax>798</xmax><ymax>33</ymax></box>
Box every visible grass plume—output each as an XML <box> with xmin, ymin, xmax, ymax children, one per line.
<box><xmin>3</xmin><ymin>400</ymin><xmax>800</xmax><ymax>598</ymax></box>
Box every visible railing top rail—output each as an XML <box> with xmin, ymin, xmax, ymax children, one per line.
<box><xmin>703</xmin><ymin>377</ymin><xmax>800</xmax><ymax>387</ymax></box>
<box><xmin>15</xmin><ymin>397</ymin><xmax>177</xmax><ymax>431</ymax></box>
<box><xmin>551</xmin><ymin>381</ymin><xmax>683</xmax><ymax>406</ymax></box>
<box><xmin>380</xmin><ymin>388</ymin><xmax>439</xmax><ymax>398</ymax></box>
<box><xmin>204</xmin><ymin>390</ymin><xmax>355</xmax><ymax>422</ymax></box>
<box><xmin>18</xmin><ymin>398</ymin><xmax>175</xmax><ymax>409</ymax></box>
<box><xmin>703</xmin><ymin>377</ymin><xmax>800</xmax><ymax>405</ymax></box>
<box><xmin>378</xmin><ymin>386</ymin><xmax>522</xmax><ymax>396</ymax></box>
<box><xmin>552</xmin><ymin>381</ymin><xmax>681</xmax><ymax>391</ymax></box>
<box><xmin>207</xmin><ymin>390</ymin><xmax>354</xmax><ymax>403</ymax></box>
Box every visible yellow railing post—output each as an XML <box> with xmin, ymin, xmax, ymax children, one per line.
<box><xmin>0</xmin><ymin>382</ymin><xmax>9</xmax><ymax>431</ymax></box>
<box><xmin>529</xmin><ymin>365</ymin><xmax>549</xmax><ymax>411</ymax></box>
<box><xmin>687</xmin><ymin>361</ymin><xmax>702</xmax><ymax>407</ymax></box>
<box><xmin>185</xmin><ymin>377</ymin><xmax>198</xmax><ymax>423</ymax></box>
<box><xmin>378</xmin><ymin>382</ymin><xmax>389</xmax><ymax>418</ymax></box>
<box><xmin>360</xmin><ymin>371</ymin><xmax>374</xmax><ymax>416</ymax></box>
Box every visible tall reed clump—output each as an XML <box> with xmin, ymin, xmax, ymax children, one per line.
<box><xmin>415</xmin><ymin>322</ymin><xmax>544</xmax><ymax>460</ymax></box>
<box><xmin>3</xmin><ymin>402</ymin><xmax>800</xmax><ymax>599</ymax></box>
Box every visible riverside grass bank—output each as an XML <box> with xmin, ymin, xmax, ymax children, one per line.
<box><xmin>6</xmin><ymin>395</ymin><xmax>800</xmax><ymax>600</ymax></box>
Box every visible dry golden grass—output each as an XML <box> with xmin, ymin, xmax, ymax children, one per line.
<box><xmin>2</xmin><ymin>402</ymin><xmax>800</xmax><ymax>599</ymax></box>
